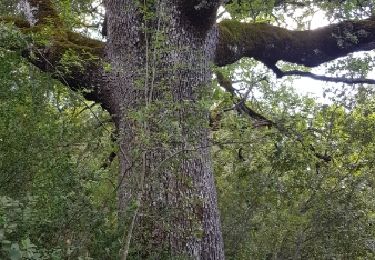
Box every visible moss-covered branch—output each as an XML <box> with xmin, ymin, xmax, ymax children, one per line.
<box><xmin>25</xmin><ymin>31</ymin><xmax>107</xmax><ymax>104</ymax></box>
<box><xmin>2</xmin><ymin>1</ymin><xmax>109</xmax><ymax>109</ymax></box>
<box><xmin>215</xmin><ymin>17</ymin><xmax>375</xmax><ymax>68</ymax></box>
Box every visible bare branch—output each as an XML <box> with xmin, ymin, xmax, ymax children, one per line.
<box><xmin>215</xmin><ymin>71</ymin><xmax>275</xmax><ymax>127</ymax></box>
<box><xmin>267</xmin><ymin>63</ymin><xmax>375</xmax><ymax>84</ymax></box>
<box><xmin>215</xmin><ymin>71</ymin><xmax>332</xmax><ymax>162</ymax></box>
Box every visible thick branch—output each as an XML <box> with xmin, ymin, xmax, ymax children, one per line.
<box><xmin>24</xmin><ymin>26</ymin><xmax>106</xmax><ymax>106</ymax></box>
<box><xmin>215</xmin><ymin>17</ymin><xmax>375</xmax><ymax>68</ymax></box>
<box><xmin>4</xmin><ymin>0</ymin><xmax>109</xmax><ymax>109</ymax></box>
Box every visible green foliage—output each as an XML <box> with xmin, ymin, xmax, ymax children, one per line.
<box><xmin>0</xmin><ymin>196</ymin><xmax>61</xmax><ymax>259</ymax></box>
<box><xmin>213</xmin><ymin>62</ymin><xmax>375</xmax><ymax>258</ymax></box>
<box><xmin>1</xmin><ymin>0</ymin><xmax>375</xmax><ymax>259</ymax></box>
<box><xmin>0</xmin><ymin>1</ymin><xmax>18</xmax><ymax>16</ymax></box>
<box><xmin>0</xmin><ymin>23</ymin><xmax>27</xmax><ymax>50</ymax></box>
<box><xmin>225</xmin><ymin>0</ymin><xmax>278</xmax><ymax>21</ymax></box>
<box><xmin>0</xmin><ymin>23</ymin><xmax>121</xmax><ymax>259</ymax></box>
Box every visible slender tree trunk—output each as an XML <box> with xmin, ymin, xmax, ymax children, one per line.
<box><xmin>104</xmin><ymin>0</ymin><xmax>224</xmax><ymax>258</ymax></box>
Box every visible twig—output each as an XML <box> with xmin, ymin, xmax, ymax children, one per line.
<box><xmin>269</xmin><ymin>64</ymin><xmax>375</xmax><ymax>85</ymax></box>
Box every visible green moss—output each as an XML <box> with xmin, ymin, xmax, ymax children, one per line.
<box><xmin>216</xmin><ymin>19</ymin><xmax>298</xmax><ymax>66</ymax></box>
<box><xmin>0</xmin><ymin>17</ymin><xmax>30</xmax><ymax>28</ymax></box>
<box><xmin>19</xmin><ymin>20</ymin><xmax>104</xmax><ymax>62</ymax></box>
<box><xmin>43</xmin><ymin>35</ymin><xmax>104</xmax><ymax>71</ymax></box>
<box><xmin>3</xmin><ymin>0</ymin><xmax>103</xmax><ymax>60</ymax></box>
<box><xmin>66</xmin><ymin>32</ymin><xmax>104</xmax><ymax>55</ymax></box>
<box><xmin>219</xmin><ymin>20</ymin><xmax>288</xmax><ymax>47</ymax></box>
<box><xmin>218</xmin><ymin>20</ymin><xmax>244</xmax><ymax>42</ymax></box>
<box><xmin>3</xmin><ymin>17</ymin><xmax>104</xmax><ymax>75</ymax></box>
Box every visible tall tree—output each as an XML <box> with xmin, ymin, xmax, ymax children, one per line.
<box><xmin>3</xmin><ymin>0</ymin><xmax>375</xmax><ymax>258</ymax></box>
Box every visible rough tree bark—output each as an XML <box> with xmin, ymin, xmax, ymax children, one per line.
<box><xmin>8</xmin><ymin>0</ymin><xmax>375</xmax><ymax>258</ymax></box>
<box><xmin>105</xmin><ymin>0</ymin><xmax>224</xmax><ymax>258</ymax></box>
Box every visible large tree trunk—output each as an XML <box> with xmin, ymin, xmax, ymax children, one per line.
<box><xmin>105</xmin><ymin>0</ymin><xmax>224</xmax><ymax>258</ymax></box>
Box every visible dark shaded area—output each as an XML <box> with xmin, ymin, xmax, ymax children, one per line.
<box><xmin>178</xmin><ymin>0</ymin><xmax>219</xmax><ymax>34</ymax></box>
